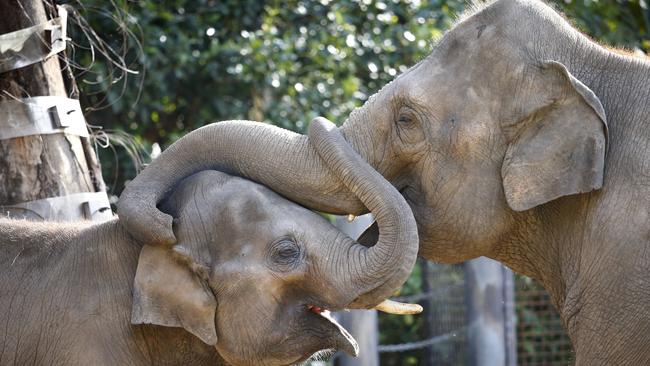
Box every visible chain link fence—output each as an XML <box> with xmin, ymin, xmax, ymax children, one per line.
<box><xmin>515</xmin><ymin>275</ymin><xmax>573</xmax><ymax>365</ymax></box>
<box><xmin>378</xmin><ymin>260</ymin><xmax>468</xmax><ymax>366</ymax></box>
<box><xmin>376</xmin><ymin>263</ymin><xmax>573</xmax><ymax>366</ymax></box>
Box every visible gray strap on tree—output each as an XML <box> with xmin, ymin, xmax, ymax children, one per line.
<box><xmin>0</xmin><ymin>96</ymin><xmax>89</xmax><ymax>140</ymax></box>
<box><xmin>1</xmin><ymin>192</ymin><xmax>113</xmax><ymax>222</ymax></box>
<box><xmin>0</xmin><ymin>5</ymin><xmax>67</xmax><ymax>73</ymax></box>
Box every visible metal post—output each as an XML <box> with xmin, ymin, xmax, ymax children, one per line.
<box><xmin>503</xmin><ymin>265</ymin><xmax>517</xmax><ymax>366</ymax></box>
<box><xmin>333</xmin><ymin>214</ymin><xmax>379</xmax><ymax>366</ymax></box>
<box><xmin>465</xmin><ymin>257</ymin><xmax>517</xmax><ymax>366</ymax></box>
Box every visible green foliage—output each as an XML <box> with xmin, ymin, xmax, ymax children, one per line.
<box><xmin>555</xmin><ymin>0</ymin><xmax>649</xmax><ymax>53</ymax></box>
<box><xmin>65</xmin><ymin>0</ymin><xmax>466</xmax><ymax>195</ymax></box>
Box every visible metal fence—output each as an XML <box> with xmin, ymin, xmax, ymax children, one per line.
<box><xmin>376</xmin><ymin>265</ymin><xmax>573</xmax><ymax>366</ymax></box>
<box><xmin>515</xmin><ymin>276</ymin><xmax>573</xmax><ymax>365</ymax></box>
<box><xmin>378</xmin><ymin>260</ymin><xmax>468</xmax><ymax>366</ymax></box>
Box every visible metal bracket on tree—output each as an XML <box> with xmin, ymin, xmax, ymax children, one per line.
<box><xmin>0</xmin><ymin>5</ymin><xmax>67</xmax><ymax>73</ymax></box>
<box><xmin>0</xmin><ymin>96</ymin><xmax>89</xmax><ymax>140</ymax></box>
<box><xmin>0</xmin><ymin>192</ymin><xmax>113</xmax><ymax>222</ymax></box>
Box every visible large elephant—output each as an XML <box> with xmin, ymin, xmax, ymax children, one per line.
<box><xmin>0</xmin><ymin>122</ymin><xmax>419</xmax><ymax>365</ymax></box>
<box><xmin>118</xmin><ymin>0</ymin><xmax>650</xmax><ymax>364</ymax></box>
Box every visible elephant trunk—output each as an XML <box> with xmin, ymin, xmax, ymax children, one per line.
<box><xmin>309</xmin><ymin>117</ymin><xmax>418</xmax><ymax>309</ymax></box>
<box><xmin>117</xmin><ymin>121</ymin><xmax>367</xmax><ymax>245</ymax></box>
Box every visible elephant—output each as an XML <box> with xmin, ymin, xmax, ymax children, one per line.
<box><xmin>117</xmin><ymin>0</ymin><xmax>650</xmax><ymax>364</ymax></box>
<box><xmin>0</xmin><ymin>120</ymin><xmax>420</xmax><ymax>365</ymax></box>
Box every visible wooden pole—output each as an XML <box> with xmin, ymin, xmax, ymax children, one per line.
<box><xmin>0</xmin><ymin>0</ymin><xmax>105</xmax><ymax>210</ymax></box>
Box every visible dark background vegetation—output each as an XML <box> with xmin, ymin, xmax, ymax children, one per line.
<box><xmin>60</xmin><ymin>0</ymin><xmax>648</xmax><ymax>364</ymax></box>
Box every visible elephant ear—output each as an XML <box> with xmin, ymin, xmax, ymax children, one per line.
<box><xmin>501</xmin><ymin>60</ymin><xmax>608</xmax><ymax>211</ymax></box>
<box><xmin>131</xmin><ymin>244</ymin><xmax>218</xmax><ymax>345</ymax></box>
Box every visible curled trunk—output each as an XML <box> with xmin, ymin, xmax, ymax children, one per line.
<box><xmin>118</xmin><ymin>117</ymin><xmax>419</xmax><ymax>310</ymax></box>
<box><xmin>117</xmin><ymin>121</ymin><xmax>366</xmax><ymax>245</ymax></box>
<box><xmin>309</xmin><ymin>117</ymin><xmax>418</xmax><ymax>308</ymax></box>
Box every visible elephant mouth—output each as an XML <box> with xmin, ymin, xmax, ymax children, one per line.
<box><xmin>299</xmin><ymin>299</ymin><xmax>421</xmax><ymax>362</ymax></box>
<box><xmin>304</xmin><ymin>304</ymin><xmax>359</xmax><ymax>358</ymax></box>
<box><xmin>271</xmin><ymin>304</ymin><xmax>358</xmax><ymax>365</ymax></box>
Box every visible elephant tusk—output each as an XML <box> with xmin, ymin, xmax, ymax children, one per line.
<box><xmin>347</xmin><ymin>214</ymin><xmax>356</xmax><ymax>222</ymax></box>
<box><xmin>373</xmin><ymin>299</ymin><xmax>423</xmax><ymax>315</ymax></box>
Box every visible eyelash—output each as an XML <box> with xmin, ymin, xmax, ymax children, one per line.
<box><xmin>398</xmin><ymin>114</ymin><xmax>413</xmax><ymax>124</ymax></box>
<box><xmin>395</xmin><ymin>107</ymin><xmax>418</xmax><ymax>142</ymax></box>
<box><xmin>396</xmin><ymin>104</ymin><xmax>418</xmax><ymax>124</ymax></box>
<box><xmin>269</xmin><ymin>238</ymin><xmax>302</xmax><ymax>270</ymax></box>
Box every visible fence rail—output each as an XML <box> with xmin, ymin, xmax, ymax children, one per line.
<box><xmin>378</xmin><ymin>326</ymin><xmax>467</xmax><ymax>353</ymax></box>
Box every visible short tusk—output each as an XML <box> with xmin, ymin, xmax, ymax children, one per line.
<box><xmin>373</xmin><ymin>299</ymin><xmax>423</xmax><ymax>315</ymax></box>
<box><xmin>347</xmin><ymin>214</ymin><xmax>356</xmax><ymax>223</ymax></box>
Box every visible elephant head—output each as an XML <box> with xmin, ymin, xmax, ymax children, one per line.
<box><xmin>118</xmin><ymin>0</ymin><xmax>606</xmax><ymax>266</ymax></box>
<box><xmin>129</xmin><ymin>117</ymin><xmax>418</xmax><ymax>366</ymax></box>
<box><xmin>330</xmin><ymin>0</ymin><xmax>608</xmax><ymax>263</ymax></box>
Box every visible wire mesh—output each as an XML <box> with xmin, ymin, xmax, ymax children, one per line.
<box><xmin>378</xmin><ymin>260</ymin><xmax>468</xmax><ymax>366</ymax></box>
<box><xmin>333</xmin><ymin>256</ymin><xmax>573</xmax><ymax>366</ymax></box>
<box><xmin>515</xmin><ymin>275</ymin><xmax>574</xmax><ymax>365</ymax></box>
<box><xmin>379</xmin><ymin>263</ymin><xmax>573</xmax><ymax>366</ymax></box>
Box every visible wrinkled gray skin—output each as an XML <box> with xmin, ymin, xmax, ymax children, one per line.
<box><xmin>119</xmin><ymin>0</ymin><xmax>650</xmax><ymax>364</ymax></box>
<box><xmin>0</xmin><ymin>167</ymin><xmax>417</xmax><ymax>365</ymax></box>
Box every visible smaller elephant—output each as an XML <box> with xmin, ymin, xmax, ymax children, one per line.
<box><xmin>0</xmin><ymin>123</ymin><xmax>419</xmax><ymax>365</ymax></box>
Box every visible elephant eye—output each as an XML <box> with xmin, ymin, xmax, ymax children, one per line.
<box><xmin>398</xmin><ymin>114</ymin><xmax>413</xmax><ymax>124</ymax></box>
<box><xmin>269</xmin><ymin>237</ymin><xmax>303</xmax><ymax>271</ymax></box>
<box><xmin>396</xmin><ymin>107</ymin><xmax>418</xmax><ymax>127</ymax></box>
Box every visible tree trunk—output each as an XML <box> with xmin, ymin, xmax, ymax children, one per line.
<box><xmin>0</xmin><ymin>0</ymin><xmax>105</xmax><ymax>209</ymax></box>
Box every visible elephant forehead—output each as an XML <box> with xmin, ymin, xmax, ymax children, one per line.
<box><xmin>393</xmin><ymin>64</ymin><xmax>438</xmax><ymax>100</ymax></box>
<box><xmin>218</xmin><ymin>186</ymin><xmax>322</xmax><ymax>232</ymax></box>
<box><xmin>190</xmin><ymin>193</ymin><xmax>328</xmax><ymax>246</ymax></box>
